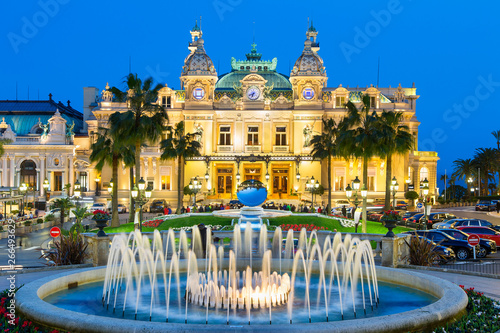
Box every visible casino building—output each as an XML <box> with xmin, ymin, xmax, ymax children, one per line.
<box><xmin>1</xmin><ymin>22</ymin><xmax>439</xmax><ymax>209</ymax></box>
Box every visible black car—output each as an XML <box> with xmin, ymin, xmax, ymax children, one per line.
<box><xmin>404</xmin><ymin>230</ymin><xmax>477</xmax><ymax>260</ymax></box>
<box><xmin>148</xmin><ymin>200</ymin><xmax>167</xmax><ymax>213</ymax></box>
<box><xmin>475</xmin><ymin>200</ymin><xmax>495</xmax><ymax>211</ymax></box>
<box><xmin>438</xmin><ymin>228</ymin><xmax>497</xmax><ymax>258</ymax></box>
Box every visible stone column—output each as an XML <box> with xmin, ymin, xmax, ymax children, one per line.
<box><xmin>381</xmin><ymin>234</ymin><xmax>410</xmax><ymax>268</ymax></box>
<box><xmin>2</xmin><ymin>156</ymin><xmax>7</xmax><ymax>187</ymax></box>
<box><xmin>68</xmin><ymin>156</ymin><xmax>74</xmax><ymax>195</ymax></box>
<box><xmin>84</xmin><ymin>234</ymin><xmax>110</xmax><ymax>267</ymax></box>
<box><xmin>40</xmin><ymin>156</ymin><xmax>45</xmax><ymax>197</ymax></box>
<box><xmin>9</xmin><ymin>156</ymin><xmax>15</xmax><ymax>187</ymax></box>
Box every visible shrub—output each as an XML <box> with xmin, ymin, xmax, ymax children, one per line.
<box><xmin>404</xmin><ymin>233</ymin><xmax>443</xmax><ymax>266</ymax></box>
<box><xmin>40</xmin><ymin>232</ymin><xmax>88</xmax><ymax>266</ymax></box>
<box><xmin>44</xmin><ymin>214</ymin><xmax>55</xmax><ymax>222</ymax></box>
<box><xmin>24</xmin><ymin>221</ymin><xmax>32</xmax><ymax>227</ymax></box>
<box><xmin>37</xmin><ymin>218</ymin><xmax>43</xmax><ymax>224</ymax></box>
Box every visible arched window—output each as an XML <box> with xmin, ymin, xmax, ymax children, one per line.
<box><xmin>420</xmin><ymin>167</ymin><xmax>429</xmax><ymax>183</ymax></box>
<box><xmin>20</xmin><ymin>160</ymin><xmax>37</xmax><ymax>189</ymax></box>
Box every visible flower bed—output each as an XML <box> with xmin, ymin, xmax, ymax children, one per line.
<box><xmin>1</xmin><ymin>288</ymin><xmax>64</xmax><ymax>333</ymax></box>
<box><xmin>141</xmin><ymin>219</ymin><xmax>164</xmax><ymax>228</ymax></box>
<box><xmin>434</xmin><ymin>285</ymin><xmax>500</xmax><ymax>332</ymax></box>
<box><xmin>280</xmin><ymin>224</ymin><xmax>326</xmax><ymax>232</ymax></box>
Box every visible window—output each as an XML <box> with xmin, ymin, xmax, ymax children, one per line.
<box><xmin>367</xmin><ymin>167</ymin><xmax>376</xmax><ymax>191</ymax></box>
<box><xmin>54</xmin><ymin>172</ymin><xmax>63</xmax><ymax>191</ymax></box>
<box><xmin>20</xmin><ymin>160</ymin><xmax>37</xmax><ymax>189</ymax></box>
<box><xmin>336</xmin><ymin>96</ymin><xmax>345</xmax><ymax>107</ymax></box>
<box><xmin>219</xmin><ymin>126</ymin><xmax>231</xmax><ymax>145</ymax></box>
<box><xmin>370</xmin><ymin>96</ymin><xmax>376</xmax><ymax>108</ymax></box>
<box><xmin>420</xmin><ymin>167</ymin><xmax>429</xmax><ymax>182</ymax></box>
<box><xmin>247</xmin><ymin>126</ymin><xmax>259</xmax><ymax>145</ymax></box>
<box><xmin>160</xmin><ymin>167</ymin><xmax>171</xmax><ymax>190</ymax></box>
<box><xmin>79</xmin><ymin>172</ymin><xmax>88</xmax><ymax>192</ymax></box>
<box><xmin>161</xmin><ymin>96</ymin><xmax>171</xmax><ymax>108</ymax></box>
<box><xmin>334</xmin><ymin>168</ymin><xmax>345</xmax><ymax>191</ymax></box>
<box><xmin>217</xmin><ymin>168</ymin><xmax>233</xmax><ymax>194</ymax></box>
<box><xmin>275</xmin><ymin>126</ymin><xmax>287</xmax><ymax>146</ymax></box>
<box><xmin>469</xmin><ymin>220</ymin><xmax>480</xmax><ymax>226</ymax></box>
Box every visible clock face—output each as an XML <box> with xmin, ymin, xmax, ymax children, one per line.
<box><xmin>246</xmin><ymin>86</ymin><xmax>260</xmax><ymax>100</ymax></box>
<box><xmin>302</xmin><ymin>87</ymin><xmax>315</xmax><ymax>100</ymax></box>
<box><xmin>192</xmin><ymin>87</ymin><xmax>205</xmax><ymax>100</ymax></box>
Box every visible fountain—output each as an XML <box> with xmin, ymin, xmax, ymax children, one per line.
<box><xmin>213</xmin><ymin>179</ymin><xmax>292</xmax><ymax>227</ymax></box>
<box><xmin>15</xmin><ymin>225</ymin><xmax>468</xmax><ymax>332</ymax></box>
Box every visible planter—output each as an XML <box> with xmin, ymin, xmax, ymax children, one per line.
<box><xmin>382</xmin><ymin>220</ymin><xmax>398</xmax><ymax>238</ymax></box>
<box><xmin>95</xmin><ymin>219</ymin><xmax>109</xmax><ymax>237</ymax></box>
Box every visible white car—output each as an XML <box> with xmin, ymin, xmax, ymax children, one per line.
<box><xmin>117</xmin><ymin>204</ymin><xmax>127</xmax><ymax>213</ymax></box>
<box><xmin>89</xmin><ymin>203</ymin><xmax>107</xmax><ymax>213</ymax></box>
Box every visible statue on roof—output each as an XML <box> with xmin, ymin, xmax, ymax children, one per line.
<box><xmin>263</xmin><ymin>83</ymin><xmax>274</xmax><ymax>99</ymax></box>
<box><xmin>38</xmin><ymin>118</ymin><xmax>49</xmax><ymax>140</ymax></box>
<box><xmin>394</xmin><ymin>83</ymin><xmax>406</xmax><ymax>103</ymax></box>
<box><xmin>66</xmin><ymin>121</ymin><xmax>75</xmax><ymax>138</ymax></box>
<box><xmin>101</xmin><ymin>83</ymin><xmax>113</xmax><ymax>102</ymax></box>
<box><xmin>233</xmin><ymin>83</ymin><xmax>243</xmax><ymax>101</ymax></box>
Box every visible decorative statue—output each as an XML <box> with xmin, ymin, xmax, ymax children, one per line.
<box><xmin>101</xmin><ymin>83</ymin><xmax>113</xmax><ymax>102</ymax></box>
<box><xmin>303</xmin><ymin>124</ymin><xmax>312</xmax><ymax>147</ymax></box>
<box><xmin>194</xmin><ymin>123</ymin><xmax>203</xmax><ymax>143</ymax></box>
<box><xmin>66</xmin><ymin>121</ymin><xmax>75</xmax><ymax>137</ymax></box>
<box><xmin>38</xmin><ymin>118</ymin><xmax>49</xmax><ymax>139</ymax></box>
<box><xmin>263</xmin><ymin>83</ymin><xmax>274</xmax><ymax>99</ymax></box>
<box><xmin>232</xmin><ymin>83</ymin><xmax>243</xmax><ymax>101</ymax></box>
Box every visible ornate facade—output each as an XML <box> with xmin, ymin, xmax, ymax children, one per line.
<box><xmin>1</xmin><ymin>22</ymin><xmax>439</xmax><ymax>209</ymax></box>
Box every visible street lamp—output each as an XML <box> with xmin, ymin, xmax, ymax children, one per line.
<box><xmin>390</xmin><ymin>177</ymin><xmax>399</xmax><ymax>209</ymax></box>
<box><xmin>265</xmin><ymin>171</ymin><xmax>270</xmax><ymax>181</ymax></box>
<box><xmin>43</xmin><ymin>177</ymin><xmax>50</xmax><ymax>209</ymax></box>
<box><xmin>19</xmin><ymin>182</ymin><xmax>28</xmax><ymax>216</ymax></box>
<box><xmin>108</xmin><ymin>178</ymin><xmax>113</xmax><ymax>195</ymax></box>
<box><xmin>131</xmin><ymin>178</ymin><xmax>152</xmax><ymax>232</ymax></box>
<box><xmin>95</xmin><ymin>176</ymin><xmax>101</xmax><ymax>196</ymax></box>
<box><xmin>205</xmin><ymin>171</ymin><xmax>209</xmax><ymax>181</ymax></box>
<box><xmin>467</xmin><ymin>177</ymin><xmax>473</xmax><ymax>198</ymax></box>
<box><xmin>345</xmin><ymin>176</ymin><xmax>366</xmax><ymax>233</ymax></box>
<box><xmin>306</xmin><ymin>176</ymin><xmax>320</xmax><ymax>211</ymax></box>
<box><xmin>189</xmin><ymin>176</ymin><xmax>202</xmax><ymax>206</ymax></box>
<box><xmin>74</xmin><ymin>179</ymin><xmax>81</xmax><ymax>208</ymax></box>
<box><xmin>421</xmin><ymin>178</ymin><xmax>430</xmax><ymax>230</ymax></box>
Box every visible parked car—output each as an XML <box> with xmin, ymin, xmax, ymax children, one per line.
<box><xmin>367</xmin><ymin>209</ymin><xmax>384</xmax><ymax>222</ymax></box>
<box><xmin>148</xmin><ymin>200</ymin><xmax>167</xmax><ymax>213</ymax></box>
<box><xmin>117</xmin><ymin>204</ymin><xmax>127</xmax><ymax>213</ymax></box>
<box><xmin>405</xmin><ymin>213</ymin><xmax>425</xmax><ymax>228</ymax></box>
<box><xmin>438</xmin><ymin>228</ymin><xmax>497</xmax><ymax>258</ymax></box>
<box><xmin>426</xmin><ymin>212</ymin><xmax>457</xmax><ymax>225</ymax></box>
<box><xmin>456</xmin><ymin>226</ymin><xmax>500</xmax><ymax>246</ymax></box>
<box><xmin>434</xmin><ymin>218</ymin><xmax>493</xmax><ymax>229</ymax></box>
<box><xmin>396</xmin><ymin>201</ymin><xmax>408</xmax><ymax>210</ymax></box>
<box><xmin>405</xmin><ymin>230</ymin><xmax>477</xmax><ymax>260</ymax></box>
<box><xmin>89</xmin><ymin>203</ymin><xmax>107</xmax><ymax>213</ymax></box>
<box><xmin>475</xmin><ymin>200</ymin><xmax>495</xmax><ymax>211</ymax></box>
<box><xmin>408</xmin><ymin>235</ymin><xmax>456</xmax><ymax>264</ymax></box>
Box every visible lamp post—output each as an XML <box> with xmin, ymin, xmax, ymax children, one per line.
<box><xmin>131</xmin><ymin>177</ymin><xmax>151</xmax><ymax>232</ymax></box>
<box><xmin>74</xmin><ymin>179</ymin><xmax>81</xmax><ymax>208</ymax></box>
<box><xmin>345</xmin><ymin>176</ymin><xmax>366</xmax><ymax>233</ymax></box>
<box><xmin>19</xmin><ymin>183</ymin><xmax>28</xmax><ymax>216</ymax></box>
<box><xmin>467</xmin><ymin>177</ymin><xmax>473</xmax><ymax>198</ymax></box>
<box><xmin>43</xmin><ymin>177</ymin><xmax>50</xmax><ymax>210</ymax></box>
<box><xmin>95</xmin><ymin>176</ymin><xmax>101</xmax><ymax>197</ymax></box>
<box><xmin>421</xmin><ymin>178</ymin><xmax>430</xmax><ymax>230</ymax></box>
<box><xmin>390</xmin><ymin>177</ymin><xmax>399</xmax><ymax>209</ymax></box>
<box><xmin>188</xmin><ymin>176</ymin><xmax>202</xmax><ymax>206</ymax></box>
<box><xmin>306</xmin><ymin>176</ymin><xmax>320</xmax><ymax>211</ymax></box>
<box><xmin>405</xmin><ymin>176</ymin><xmax>411</xmax><ymax>192</ymax></box>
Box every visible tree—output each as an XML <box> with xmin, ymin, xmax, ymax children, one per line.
<box><xmin>376</xmin><ymin>111</ymin><xmax>414</xmax><ymax>210</ymax></box>
<box><xmin>473</xmin><ymin>148</ymin><xmax>497</xmax><ymax>196</ymax></box>
<box><xmin>490</xmin><ymin>130</ymin><xmax>500</xmax><ymax>192</ymax></box>
<box><xmin>492</xmin><ymin>130</ymin><xmax>500</xmax><ymax>149</ymax></box>
<box><xmin>160</xmin><ymin>121</ymin><xmax>202</xmax><ymax>214</ymax></box>
<box><xmin>0</xmin><ymin>139</ymin><xmax>12</xmax><ymax>157</ymax></box>
<box><xmin>90</xmin><ymin>116</ymin><xmax>134</xmax><ymax>228</ymax></box>
<box><xmin>404</xmin><ymin>191</ymin><xmax>419</xmax><ymax>207</ymax></box>
<box><xmin>53</xmin><ymin>197</ymin><xmax>73</xmax><ymax>226</ymax></box>
<box><xmin>337</xmin><ymin>94</ymin><xmax>383</xmax><ymax>233</ymax></box>
<box><xmin>109</xmin><ymin>73</ymin><xmax>167</xmax><ymax>208</ymax></box>
<box><xmin>452</xmin><ymin>158</ymin><xmax>475</xmax><ymax>195</ymax></box>
<box><xmin>310</xmin><ymin>118</ymin><xmax>339</xmax><ymax>215</ymax></box>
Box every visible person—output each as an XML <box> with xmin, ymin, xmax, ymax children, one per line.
<box><xmin>34</xmin><ymin>209</ymin><xmax>39</xmax><ymax>217</ymax></box>
<box><xmin>341</xmin><ymin>205</ymin><xmax>347</xmax><ymax>217</ymax></box>
<box><xmin>164</xmin><ymin>207</ymin><xmax>168</xmax><ymax>215</ymax></box>
<box><xmin>29</xmin><ymin>212</ymin><xmax>33</xmax><ymax>219</ymax></box>
<box><xmin>181</xmin><ymin>206</ymin><xmax>186</xmax><ymax>214</ymax></box>
<box><xmin>496</xmin><ymin>200</ymin><xmax>500</xmax><ymax>214</ymax></box>
<box><xmin>168</xmin><ymin>206</ymin><xmax>172</xmax><ymax>215</ymax></box>
<box><xmin>0</xmin><ymin>212</ymin><xmax>3</xmax><ymax>221</ymax></box>
<box><xmin>187</xmin><ymin>206</ymin><xmax>191</xmax><ymax>213</ymax></box>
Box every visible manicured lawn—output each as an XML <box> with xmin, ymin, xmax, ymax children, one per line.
<box><xmin>99</xmin><ymin>214</ymin><xmax>409</xmax><ymax>234</ymax></box>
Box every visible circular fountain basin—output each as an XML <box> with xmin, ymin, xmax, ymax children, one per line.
<box><xmin>213</xmin><ymin>208</ymin><xmax>292</xmax><ymax>219</ymax></box>
<box><xmin>16</xmin><ymin>265</ymin><xmax>467</xmax><ymax>333</ymax></box>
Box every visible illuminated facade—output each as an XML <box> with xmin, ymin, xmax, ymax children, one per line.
<box><xmin>0</xmin><ymin>23</ymin><xmax>439</xmax><ymax>209</ymax></box>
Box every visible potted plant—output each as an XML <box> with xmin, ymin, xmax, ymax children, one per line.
<box><xmin>380</xmin><ymin>210</ymin><xmax>402</xmax><ymax>237</ymax></box>
<box><xmin>92</xmin><ymin>209</ymin><xmax>111</xmax><ymax>237</ymax></box>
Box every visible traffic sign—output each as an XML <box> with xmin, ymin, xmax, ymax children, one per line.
<box><xmin>49</xmin><ymin>227</ymin><xmax>61</xmax><ymax>238</ymax></box>
<box><xmin>417</xmin><ymin>203</ymin><xmax>423</xmax><ymax>209</ymax></box>
<box><xmin>467</xmin><ymin>234</ymin><xmax>480</xmax><ymax>247</ymax></box>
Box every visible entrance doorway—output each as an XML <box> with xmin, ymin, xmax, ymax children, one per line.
<box><xmin>216</xmin><ymin>166</ymin><xmax>233</xmax><ymax>199</ymax></box>
<box><xmin>272</xmin><ymin>166</ymin><xmax>289</xmax><ymax>198</ymax></box>
<box><xmin>243</xmin><ymin>165</ymin><xmax>262</xmax><ymax>182</ymax></box>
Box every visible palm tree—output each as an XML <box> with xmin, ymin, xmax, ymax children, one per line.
<box><xmin>452</xmin><ymin>158</ymin><xmax>475</xmax><ymax>195</ymax></box>
<box><xmin>109</xmin><ymin>73</ymin><xmax>167</xmax><ymax>198</ymax></box>
<box><xmin>492</xmin><ymin>130</ymin><xmax>500</xmax><ymax>149</ymax></box>
<box><xmin>337</xmin><ymin>94</ymin><xmax>383</xmax><ymax>233</ymax></box>
<box><xmin>473</xmin><ymin>147</ymin><xmax>497</xmax><ymax>196</ymax></box>
<box><xmin>376</xmin><ymin>111</ymin><xmax>413</xmax><ymax>210</ymax></box>
<box><xmin>53</xmin><ymin>197</ymin><xmax>73</xmax><ymax>227</ymax></box>
<box><xmin>310</xmin><ymin>118</ymin><xmax>339</xmax><ymax>215</ymax></box>
<box><xmin>90</xmin><ymin>115</ymin><xmax>135</xmax><ymax>227</ymax></box>
<box><xmin>0</xmin><ymin>139</ymin><xmax>12</xmax><ymax>157</ymax></box>
<box><xmin>439</xmin><ymin>174</ymin><xmax>448</xmax><ymax>200</ymax></box>
<box><xmin>160</xmin><ymin>121</ymin><xmax>202</xmax><ymax>214</ymax></box>
<box><xmin>492</xmin><ymin>130</ymin><xmax>500</xmax><ymax>192</ymax></box>
<box><xmin>449</xmin><ymin>175</ymin><xmax>456</xmax><ymax>200</ymax></box>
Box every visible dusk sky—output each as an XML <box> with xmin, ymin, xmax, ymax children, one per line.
<box><xmin>2</xmin><ymin>0</ymin><xmax>500</xmax><ymax>184</ymax></box>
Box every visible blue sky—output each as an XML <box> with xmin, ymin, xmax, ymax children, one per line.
<box><xmin>2</xmin><ymin>0</ymin><xmax>500</xmax><ymax>182</ymax></box>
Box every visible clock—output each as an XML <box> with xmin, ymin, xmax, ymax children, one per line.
<box><xmin>246</xmin><ymin>86</ymin><xmax>261</xmax><ymax>100</ymax></box>
<box><xmin>302</xmin><ymin>87</ymin><xmax>315</xmax><ymax>100</ymax></box>
<box><xmin>192</xmin><ymin>87</ymin><xmax>205</xmax><ymax>100</ymax></box>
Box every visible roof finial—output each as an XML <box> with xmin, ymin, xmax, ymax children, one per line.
<box><xmin>48</xmin><ymin>93</ymin><xmax>53</xmax><ymax>101</ymax></box>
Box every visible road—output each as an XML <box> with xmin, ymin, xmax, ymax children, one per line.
<box><xmin>431</xmin><ymin>206</ymin><xmax>500</xmax><ymax>226</ymax></box>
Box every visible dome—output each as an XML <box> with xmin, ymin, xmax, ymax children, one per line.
<box><xmin>291</xmin><ymin>39</ymin><xmax>326</xmax><ymax>77</ymax></box>
<box><xmin>216</xmin><ymin>72</ymin><xmax>292</xmax><ymax>90</ymax></box>
<box><xmin>182</xmin><ymin>37</ymin><xmax>217</xmax><ymax>76</ymax></box>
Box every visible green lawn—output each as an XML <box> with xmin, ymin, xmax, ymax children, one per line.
<box><xmin>98</xmin><ymin>214</ymin><xmax>409</xmax><ymax>234</ymax></box>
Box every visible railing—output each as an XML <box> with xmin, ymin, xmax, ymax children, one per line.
<box><xmin>217</xmin><ymin>145</ymin><xmax>233</xmax><ymax>152</ymax></box>
<box><xmin>413</xmin><ymin>151</ymin><xmax>438</xmax><ymax>157</ymax></box>
<box><xmin>438</xmin><ymin>259</ymin><xmax>500</xmax><ymax>276</ymax></box>
<box><xmin>15</xmin><ymin>136</ymin><xmax>40</xmax><ymax>143</ymax></box>
<box><xmin>245</xmin><ymin>145</ymin><xmax>261</xmax><ymax>153</ymax></box>
<box><xmin>273</xmin><ymin>145</ymin><xmax>289</xmax><ymax>153</ymax></box>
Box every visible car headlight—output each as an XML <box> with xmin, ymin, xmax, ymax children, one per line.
<box><xmin>444</xmin><ymin>249</ymin><xmax>450</xmax><ymax>254</ymax></box>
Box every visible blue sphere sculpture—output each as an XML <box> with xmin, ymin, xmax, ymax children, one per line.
<box><xmin>236</xmin><ymin>179</ymin><xmax>268</xmax><ymax>207</ymax></box>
